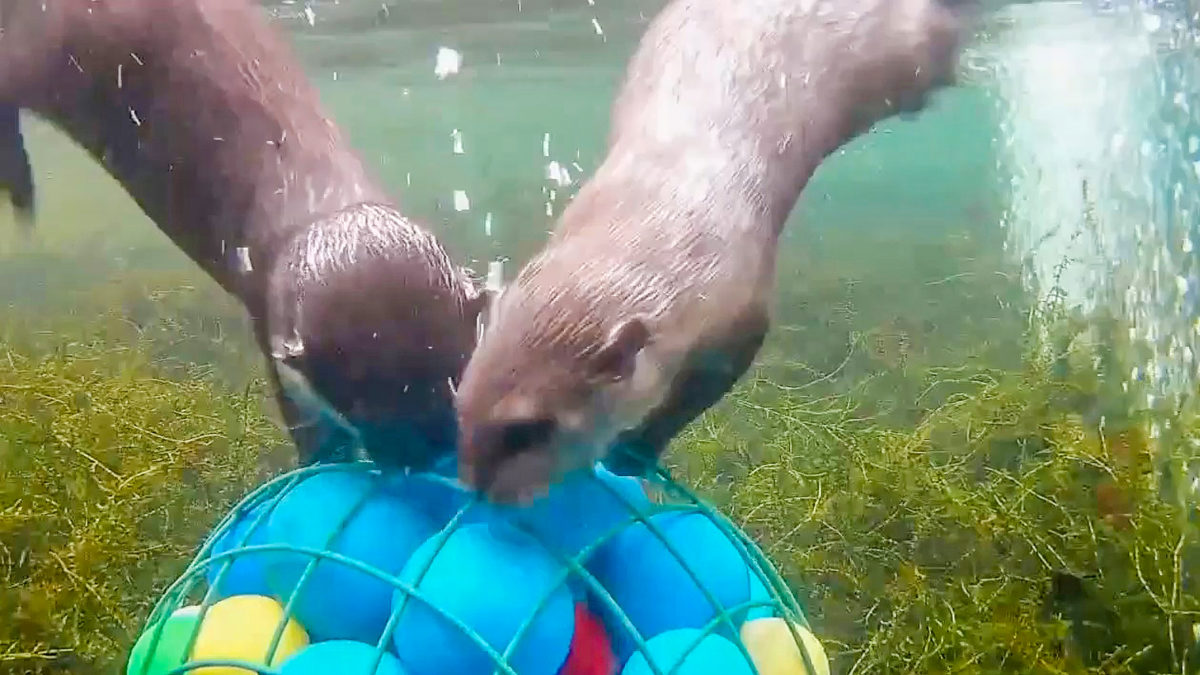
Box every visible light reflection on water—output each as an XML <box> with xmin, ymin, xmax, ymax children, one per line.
<box><xmin>990</xmin><ymin>0</ymin><xmax>1200</xmax><ymax>438</ymax></box>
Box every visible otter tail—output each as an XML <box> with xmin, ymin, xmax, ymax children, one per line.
<box><xmin>0</xmin><ymin>105</ymin><xmax>34</xmax><ymax>229</ymax></box>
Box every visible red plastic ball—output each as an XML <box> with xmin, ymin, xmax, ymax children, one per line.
<box><xmin>560</xmin><ymin>602</ymin><xmax>616</xmax><ymax>675</ymax></box>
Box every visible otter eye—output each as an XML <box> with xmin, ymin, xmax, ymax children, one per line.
<box><xmin>499</xmin><ymin>418</ymin><xmax>556</xmax><ymax>455</ymax></box>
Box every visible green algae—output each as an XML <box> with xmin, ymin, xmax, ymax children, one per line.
<box><xmin>670</xmin><ymin>300</ymin><xmax>1200</xmax><ymax>674</ymax></box>
<box><xmin>1</xmin><ymin>245</ymin><xmax>1198</xmax><ymax>675</ymax></box>
<box><xmin>0</xmin><ymin>311</ymin><xmax>289</xmax><ymax>673</ymax></box>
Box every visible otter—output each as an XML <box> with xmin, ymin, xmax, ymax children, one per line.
<box><xmin>455</xmin><ymin>0</ymin><xmax>978</xmax><ymax>502</ymax></box>
<box><xmin>0</xmin><ymin>0</ymin><xmax>488</xmax><ymax>469</ymax></box>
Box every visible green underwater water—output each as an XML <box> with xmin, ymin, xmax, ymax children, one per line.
<box><xmin>3</xmin><ymin>2</ymin><xmax>1197</xmax><ymax>673</ymax></box>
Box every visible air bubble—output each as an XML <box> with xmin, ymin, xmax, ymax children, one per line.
<box><xmin>435</xmin><ymin>47</ymin><xmax>462</xmax><ymax>79</ymax></box>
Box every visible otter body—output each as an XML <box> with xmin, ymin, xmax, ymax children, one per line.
<box><xmin>456</xmin><ymin>0</ymin><xmax>976</xmax><ymax>501</ymax></box>
<box><xmin>0</xmin><ymin>0</ymin><xmax>486</xmax><ymax>468</ymax></box>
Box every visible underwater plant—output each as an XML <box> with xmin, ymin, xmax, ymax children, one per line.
<box><xmin>672</xmin><ymin>288</ymin><xmax>1200</xmax><ymax>674</ymax></box>
<box><xmin>3</xmin><ymin>223</ymin><xmax>1199</xmax><ymax>674</ymax></box>
<box><xmin>0</xmin><ymin>311</ymin><xmax>289</xmax><ymax>673</ymax></box>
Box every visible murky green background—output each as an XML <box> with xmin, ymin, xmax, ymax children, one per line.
<box><xmin>9</xmin><ymin>1</ymin><xmax>1200</xmax><ymax>672</ymax></box>
<box><xmin>0</xmin><ymin>0</ymin><xmax>1017</xmax><ymax>402</ymax></box>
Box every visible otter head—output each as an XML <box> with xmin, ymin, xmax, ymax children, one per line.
<box><xmin>455</xmin><ymin>290</ymin><xmax>666</xmax><ymax>503</ymax></box>
<box><xmin>266</xmin><ymin>204</ymin><xmax>490</xmax><ymax>470</ymax></box>
<box><xmin>814</xmin><ymin>0</ymin><xmax>977</xmax><ymax>129</ymax></box>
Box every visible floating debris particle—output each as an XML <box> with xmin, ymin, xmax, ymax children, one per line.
<box><xmin>486</xmin><ymin>259</ymin><xmax>505</xmax><ymax>293</ymax></box>
<box><xmin>545</xmin><ymin>161</ymin><xmax>572</xmax><ymax>186</ymax></box>
<box><xmin>451</xmin><ymin>129</ymin><xmax>464</xmax><ymax>155</ymax></box>
<box><xmin>235</xmin><ymin>246</ymin><xmax>254</xmax><ymax>274</ymax></box>
<box><xmin>435</xmin><ymin>47</ymin><xmax>462</xmax><ymax>80</ymax></box>
<box><xmin>453</xmin><ymin>190</ymin><xmax>470</xmax><ymax>212</ymax></box>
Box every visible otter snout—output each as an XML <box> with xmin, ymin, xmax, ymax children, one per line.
<box><xmin>459</xmin><ymin>417</ymin><xmax>561</xmax><ymax>503</ymax></box>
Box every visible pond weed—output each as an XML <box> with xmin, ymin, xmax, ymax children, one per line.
<box><xmin>0</xmin><ymin>306</ymin><xmax>287</xmax><ymax>673</ymax></box>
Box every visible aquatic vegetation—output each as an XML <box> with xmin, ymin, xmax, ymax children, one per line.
<box><xmin>1</xmin><ymin>223</ymin><xmax>1197</xmax><ymax>674</ymax></box>
<box><xmin>0</xmin><ymin>269</ymin><xmax>259</xmax><ymax>392</ymax></box>
<box><xmin>672</xmin><ymin>301</ymin><xmax>1200</xmax><ymax>674</ymax></box>
<box><xmin>0</xmin><ymin>321</ymin><xmax>288</xmax><ymax>673</ymax></box>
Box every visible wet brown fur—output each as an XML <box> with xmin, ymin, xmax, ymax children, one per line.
<box><xmin>0</xmin><ymin>0</ymin><xmax>487</xmax><ymax>468</ymax></box>
<box><xmin>456</xmin><ymin>0</ymin><xmax>977</xmax><ymax>501</ymax></box>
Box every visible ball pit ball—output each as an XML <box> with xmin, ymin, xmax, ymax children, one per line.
<box><xmin>264</xmin><ymin>470</ymin><xmax>439</xmax><ymax>643</ymax></box>
<box><xmin>280</xmin><ymin>640</ymin><xmax>407</xmax><ymax>675</ymax></box>
<box><xmin>589</xmin><ymin>511</ymin><xmax>755</xmax><ymax>659</ymax></box>
<box><xmin>384</xmin><ymin>471</ymin><xmax>472</xmax><ymax>526</ymax></box>
<box><xmin>561</xmin><ymin>602</ymin><xmax>617</xmax><ymax>675</ymax></box>
<box><xmin>189</xmin><ymin>594</ymin><xmax>309</xmax><ymax>675</ymax></box>
<box><xmin>489</xmin><ymin>464</ymin><xmax>652</xmax><ymax>560</ymax></box>
<box><xmin>740</xmin><ymin>618</ymin><xmax>830</xmax><ymax>675</ymax></box>
<box><xmin>744</xmin><ymin>573</ymin><xmax>777</xmax><ymax>622</ymax></box>
<box><xmin>205</xmin><ymin>503</ymin><xmax>272</xmax><ymax>599</ymax></box>
<box><xmin>126</xmin><ymin>605</ymin><xmax>201</xmax><ymax>675</ymax></box>
<box><xmin>139</xmin><ymin>460</ymin><xmax>807</xmax><ymax>675</ymax></box>
<box><xmin>391</xmin><ymin>522</ymin><xmax>575</xmax><ymax>675</ymax></box>
<box><xmin>620</xmin><ymin>629</ymin><xmax>754</xmax><ymax>675</ymax></box>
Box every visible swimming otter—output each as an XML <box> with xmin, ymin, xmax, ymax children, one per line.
<box><xmin>456</xmin><ymin>0</ymin><xmax>978</xmax><ymax>501</ymax></box>
<box><xmin>0</xmin><ymin>0</ymin><xmax>488</xmax><ymax>469</ymax></box>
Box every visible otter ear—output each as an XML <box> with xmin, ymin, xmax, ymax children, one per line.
<box><xmin>264</xmin><ymin>273</ymin><xmax>306</xmax><ymax>365</ymax></box>
<box><xmin>267</xmin><ymin>311</ymin><xmax>308</xmax><ymax>369</ymax></box>
<box><xmin>591</xmin><ymin>316</ymin><xmax>650</xmax><ymax>383</ymax></box>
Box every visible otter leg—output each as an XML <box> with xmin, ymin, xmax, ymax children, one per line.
<box><xmin>606</xmin><ymin>312</ymin><xmax>769</xmax><ymax>476</ymax></box>
<box><xmin>0</xmin><ymin>105</ymin><xmax>34</xmax><ymax>227</ymax></box>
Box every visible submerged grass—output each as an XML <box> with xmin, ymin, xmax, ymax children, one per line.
<box><xmin>2</xmin><ymin>237</ymin><xmax>1199</xmax><ymax>674</ymax></box>
<box><xmin>672</xmin><ymin>300</ymin><xmax>1200</xmax><ymax>674</ymax></box>
<box><xmin>0</xmin><ymin>308</ymin><xmax>290</xmax><ymax>673</ymax></box>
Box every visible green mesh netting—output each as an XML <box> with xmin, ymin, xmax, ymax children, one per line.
<box><xmin>126</xmin><ymin>460</ymin><xmax>827</xmax><ymax>675</ymax></box>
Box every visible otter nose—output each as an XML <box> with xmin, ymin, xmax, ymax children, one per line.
<box><xmin>457</xmin><ymin>417</ymin><xmax>560</xmax><ymax>503</ymax></box>
<box><xmin>458</xmin><ymin>422</ymin><xmax>507</xmax><ymax>492</ymax></box>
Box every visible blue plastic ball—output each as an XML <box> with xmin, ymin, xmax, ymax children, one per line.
<box><xmin>205</xmin><ymin>501</ymin><xmax>273</xmax><ymax>598</ymax></box>
<box><xmin>744</xmin><ymin>572</ymin><xmax>777</xmax><ymax>621</ymax></box>
<box><xmin>264</xmin><ymin>470</ymin><xmax>439</xmax><ymax>643</ymax></box>
<box><xmin>621</xmin><ymin>629</ymin><xmax>754</xmax><ymax>675</ymax></box>
<box><xmin>391</xmin><ymin>522</ymin><xmax>575</xmax><ymax>675</ymax></box>
<box><xmin>486</xmin><ymin>463</ymin><xmax>652</xmax><ymax>561</ymax></box>
<box><xmin>588</xmin><ymin>511</ymin><xmax>756</xmax><ymax>660</ymax></box>
<box><xmin>384</xmin><ymin>471</ymin><xmax>474</xmax><ymax>527</ymax></box>
<box><xmin>280</xmin><ymin>640</ymin><xmax>407</xmax><ymax>675</ymax></box>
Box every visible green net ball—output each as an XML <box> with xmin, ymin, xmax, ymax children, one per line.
<box><xmin>129</xmin><ymin>460</ymin><xmax>828</xmax><ymax>675</ymax></box>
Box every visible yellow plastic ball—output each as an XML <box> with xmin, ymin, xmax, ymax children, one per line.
<box><xmin>739</xmin><ymin>617</ymin><xmax>830</xmax><ymax>675</ymax></box>
<box><xmin>189</xmin><ymin>595</ymin><xmax>309</xmax><ymax>674</ymax></box>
